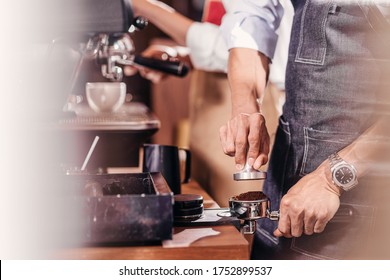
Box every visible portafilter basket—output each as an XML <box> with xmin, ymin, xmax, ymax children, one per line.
<box><xmin>229</xmin><ymin>192</ymin><xmax>279</xmax><ymax>234</ymax></box>
<box><xmin>217</xmin><ymin>191</ymin><xmax>279</xmax><ymax>234</ymax></box>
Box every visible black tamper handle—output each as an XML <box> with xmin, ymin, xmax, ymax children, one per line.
<box><xmin>133</xmin><ymin>55</ymin><xmax>189</xmax><ymax>77</ymax></box>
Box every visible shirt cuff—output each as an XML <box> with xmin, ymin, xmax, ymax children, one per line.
<box><xmin>221</xmin><ymin>14</ymin><xmax>279</xmax><ymax>60</ymax></box>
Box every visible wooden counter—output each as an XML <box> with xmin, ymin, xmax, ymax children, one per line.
<box><xmin>55</xmin><ymin>181</ymin><xmax>250</xmax><ymax>260</ymax></box>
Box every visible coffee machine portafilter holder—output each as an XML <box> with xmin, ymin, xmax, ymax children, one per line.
<box><xmin>96</xmin><ymin>33</ymin><xmax>133</xmax><ymax>82</ymax></box>
<box><xmin>80</xmin><ymin>16</ymin><xmax>187</xmax><ymax>83</ymax></box>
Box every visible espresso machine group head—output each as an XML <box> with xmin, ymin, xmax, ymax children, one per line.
<box><xmin>87</xmin><ymin>31</ymin><xmax>188</xmax><ymax>83</ymax></box>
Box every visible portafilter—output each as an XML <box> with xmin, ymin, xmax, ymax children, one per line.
<box><xmin>218</xmin><ymin>191</ymin><xmax>279</xmax><ymax>234</ymax></box>
<box><xmin>219</xmin><ymin>191</ymin><xmax>354</xmax><ymax>234</ymax></box>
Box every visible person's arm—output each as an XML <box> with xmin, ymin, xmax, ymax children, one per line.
<box><xmin>131</xmin><ymin>0</ymin><xmax>230</xmax><ymax>73</ymax></box>
<box><xmin>274</xmin><ymin>118</ymin><xmax>390</xmax><ymax>237</ymax></box>
<box><xmin>131</xmin><ymin>0</ymin><xmax>192</xmax><ymax>46</ymax></box>
<box><xmin>219</xmin><ymin>0</ymin><xmax>283</xmax><ymax>169</ymax></box>
<box><xmin>219</xmin><ymin>48</ymin><xmax>270</xmax><ymax>169</ymax></box>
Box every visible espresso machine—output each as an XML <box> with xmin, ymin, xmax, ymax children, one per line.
<box><xmin>46</xmin><ymin>0</ymin><xmax>189</xmax><ymax>244</ymax></box>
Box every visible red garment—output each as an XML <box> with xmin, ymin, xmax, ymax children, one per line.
<box><xmin>202</xmin><ymin>0</ymin><xmax>226</xmax><ymax>25</ymax></box>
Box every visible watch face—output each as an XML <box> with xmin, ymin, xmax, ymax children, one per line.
<box><xmin>330</xmin><ymin>156</ymin><xmax>358</xmax><ymax>191</ymax></box>
<box><xmin>335</xmin><ymin>166</ymin><xmax>355</xmax><ymax>185</ymax></box>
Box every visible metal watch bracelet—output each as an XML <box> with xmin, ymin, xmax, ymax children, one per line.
<box><xmin>328</xmin><ymin>152</ymin><xmax>343</xmax><ymax>168</ymax></box>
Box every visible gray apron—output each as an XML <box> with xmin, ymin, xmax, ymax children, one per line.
<box><xmin>252</xmin><ymin>0</ymin><xmax>390</xmax><ymax>259</ymax></box>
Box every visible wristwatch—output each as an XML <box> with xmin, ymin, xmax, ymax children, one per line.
<box><xmin>328</xmin><ymin>153</ymin><xmax>358</xmax><ymax>191</ymax></box>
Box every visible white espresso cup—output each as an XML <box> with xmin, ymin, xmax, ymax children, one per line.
<box><xmin>86</xmin><ymin>82</ymin><xmax>126</xmax><ymax>113</ymax></box>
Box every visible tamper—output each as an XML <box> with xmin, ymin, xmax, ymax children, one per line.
<box><xmin>233</xmin><ymin>162</ymin><xmax>267</xmax><ymax>181</ymax></box>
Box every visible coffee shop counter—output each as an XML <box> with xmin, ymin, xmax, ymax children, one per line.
<box><xmin>55</xmin><ymin>180</ymin><xmax>251</xmax><ymax>260</ymax></box>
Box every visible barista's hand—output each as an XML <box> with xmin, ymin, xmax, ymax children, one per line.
<box><xmin>274</xmin><ymin>161</ymin><xmax>342</xmax><ymax>238</ymax></box>
<box><xmin>219</xmin><ymin>112</ymin><xmax>270</xmax><ymax>170</ymax></box>
<box><xmin>220</xmin><ymin>48</ymin><xmax>270</xmax><ymax>170</ymax></box>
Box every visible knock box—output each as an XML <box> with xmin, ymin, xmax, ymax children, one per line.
<box><xmin>64</xmin><ymin>172</ymin><xmax>174</xmax><ymax>244</ymax></box>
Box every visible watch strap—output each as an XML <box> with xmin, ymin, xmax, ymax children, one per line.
<box><xmin>328</xmin><ymin>152</ymin><xmax>343</xmax><ymax>168</ymax></box>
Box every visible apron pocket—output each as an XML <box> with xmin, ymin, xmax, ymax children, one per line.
<box><xmin>295</xmin><ymin>0</ymin><xmax>333</xmax><ymax>65</ymax></box>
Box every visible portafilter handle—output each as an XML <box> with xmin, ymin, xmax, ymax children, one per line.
<box><xmin>131</xmin><ymin>55</ymin><xmax>189</xmax><ymax>77</ymax></box>
<box><xmin>266</xmin><ymin>205</ymin><xmax>355</xmax><ymax>223</ymax></box>
<box><xmin>240</xmin><ymin>206</ymin><xmax>355</xmax><ymax>234</ymax></box>
<box><xmin>117</xmin><ymin>54</ymin><xmax>189</xmax><ymax>77</ymax></box>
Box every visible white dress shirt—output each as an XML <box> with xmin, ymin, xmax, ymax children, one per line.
<box><xmin>186</xmin><ymin>0</ymin><xmax>235</xmax><ymax>72</ymax></box>
<box><xmin>186</xmin><ymin>0</ymin><xmax>289</xmax><ymax>88</ymax></box>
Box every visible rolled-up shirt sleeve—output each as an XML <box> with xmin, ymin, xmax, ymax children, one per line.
<box><xmin>220</xmin><ymin>0</ymin><xmax>284</xmax><ymax>60</ymax></box>
<box><xmin>186</xmin><ymin>21</ymin><xmax>228</xmax><ymax>72</ymax></box>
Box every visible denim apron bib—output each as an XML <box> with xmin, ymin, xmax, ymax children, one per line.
<box><xmin>252</xmin><ymin>0</ymin><xmax>390</xmax><ymax>259</ymax></box>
